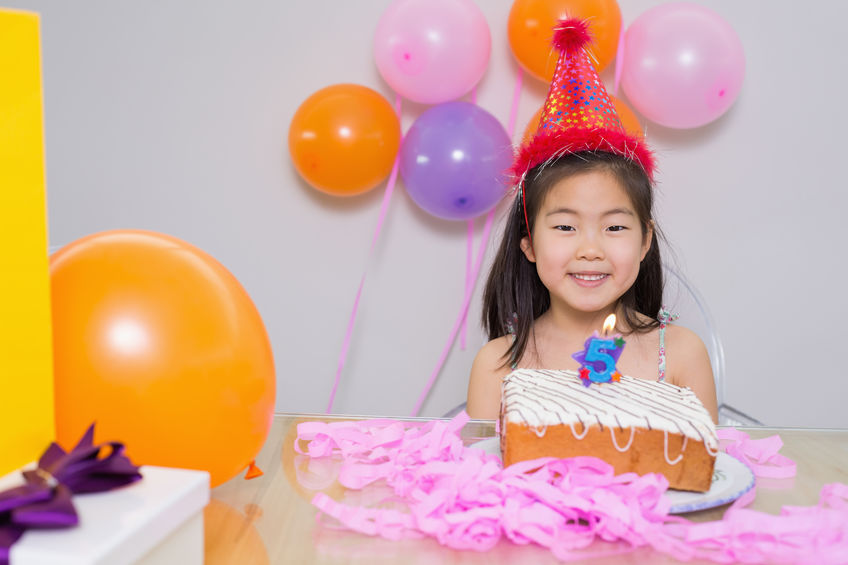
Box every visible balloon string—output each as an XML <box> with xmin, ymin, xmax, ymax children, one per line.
<box><xmin>460</xmin><ymin>218</ymin><xmax>473</xmax><ymax>350</ymax></box>
<box><xmin>410</xmin><ymin>208</ymin><xmax>495</xmax><ymax>417</ymax></box>
<box><xmin>459</xmin><ymin>84</ymin><xmax>480</xmax><ymax>351</ymax></box>
<box><xmin>507</xmin><ymin>68</ymin><xmax>523</xmax><ymax>138</ymax></box>
<box><xmin>613</xmin><ymin>24</ymin><xmax>625</xmax><ymax>96</ymax></box>
<box><xmin>370</xmin><ymin>94</ymin><xmax>404</xmax><ymax>251</ymax></box>
<box><xmin>326</xmin><ymin>95</ymin><xmax>403</xmax><ymax>414</ymax></box>
<box><xmin>410</xmin><ymin>70</ymin><xmax>523</xmax><ymax>416</ymax></box>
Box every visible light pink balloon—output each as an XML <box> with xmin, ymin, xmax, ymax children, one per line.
<box><xmin>620</xmin><ymin>2</ymin><xmax>745</xmax><ymax>129</ymax></box>
<box><xmin>374</xmin><ymin>0</ymin><xmax>491</xmax><ymax>105</ymax></box>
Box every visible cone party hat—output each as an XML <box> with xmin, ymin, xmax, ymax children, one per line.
<box><xmin>511</xmin><ymin>18</ymin><xmax>655</xmax><ymax>182</ymax></box>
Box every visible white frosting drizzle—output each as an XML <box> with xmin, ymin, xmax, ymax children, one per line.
<box><xmin>609</xmin><ymin>427</ymin><xmax>636</xmax><ymax>452</ymax></box>
<box><xmin>530</xmin><ymin>424</ymin><xmax>548</xmax><ymax>438</ymax></box>
<box><xmin>569</xmin><ymin>421</ymin><xmax>590</xmax><ymax>440</ymax></box>
<box><xmin>662</xmin><ymin>433</ymin><xmax>689</xmax><ymax>465</ymax></box>
<box><xmin>501</xmin><ymin>369</ymin><xmax>719</xmax><ymax>453</ymax></box>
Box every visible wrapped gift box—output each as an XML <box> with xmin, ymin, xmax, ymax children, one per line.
<box><xmin>0</xmin><ymin>466</ymin><xmax>209</xmax><ymax>565</ymax></box>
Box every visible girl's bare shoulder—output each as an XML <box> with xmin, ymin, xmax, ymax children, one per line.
<box><xmin>467</xmin><ymin>335</ymin><xmax>514</xmax><ymax>419</ymax></box>
<box><xmin>472</xmin><ymin>335</ymin><xmax>513</xmax><ymax>372</ymax></box>
<box><xmin>664</xmin><ymin>324</ymin><xmax>717</xmax><ymax>422</ymax></box>
<box><xmin>664</xmin><ymin>324</ymin><xmax>709</xmax><ymax>358</ymax></box>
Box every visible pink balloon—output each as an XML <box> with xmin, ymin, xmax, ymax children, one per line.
<box><xmin>374</xmin><ymin>0</ymin><xmax>491</xmax><ymax>105</ymax></box>
<box><xmin>620</xmin><ymin>2</ymin><xmax>745</xmax><ymax>129</ymax></box>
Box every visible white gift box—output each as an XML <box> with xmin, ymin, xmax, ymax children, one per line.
<box><xmin>0</xmin><ymin>465</ymin><xmax>209</xmax><ymax>565</ymax></box>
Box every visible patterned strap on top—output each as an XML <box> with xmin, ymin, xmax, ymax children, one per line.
<box><xmin>506</xmin><ymin>312</ymin><xmax>519</xmax><ymax>369</ymax></box>
<box><xmin>657</xmin><ymin>306</ymin><xmax>679</xmax><ymax>382</ymax></box>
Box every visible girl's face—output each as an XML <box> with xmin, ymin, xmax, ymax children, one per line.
<box><xmin>521</xmin><ymin>169</ymin><xmax>652</xmax><ymax>317</ymax></box>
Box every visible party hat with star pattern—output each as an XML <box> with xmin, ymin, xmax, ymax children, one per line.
<box><xmin>511</xmin><ymin>18</ymin><xmax>655</xmax><ymax>182</ymax></box>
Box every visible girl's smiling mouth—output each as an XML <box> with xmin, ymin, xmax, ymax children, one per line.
<box><xmin>570</xmin><ymin>272</ymin><xmax>609</xmax><ymax>286</ymax></box>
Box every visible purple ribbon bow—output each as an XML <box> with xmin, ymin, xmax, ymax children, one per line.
<box><xmin>0</xmin><ymin>424</ymin><xmax>142</xmax><ymax>564</ymax></box>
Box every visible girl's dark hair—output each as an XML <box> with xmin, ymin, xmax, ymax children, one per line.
<box><xmin>482</xmin><ymin>151</ymin><xmax>664</xmax><ymax>368</ymax></box>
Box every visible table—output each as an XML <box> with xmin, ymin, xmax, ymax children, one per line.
<box><xmin>208</xmin><ymin>414</ymin><xmax>848</xmax><ymax>564</ymax></box>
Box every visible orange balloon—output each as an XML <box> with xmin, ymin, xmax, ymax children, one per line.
<box><xmin>289</xmin><ymin>83</ymin><xmax>401</xmax><ymax>197</ymax></box>
<box><xmin>521</xmin><ymin>94</ymin><xmax>643</xmax><ymax>144</ymax></box>
<box><xmin>508</xmin><ymin>0</ymin><xmax>622</xmax><ymax>80</ymax></box>
<box><xmin>521</xmin><ymin>106</ymin><xmax>545</xmax><ymax>145</ymax></box>
<box><xmin>612</xmin><ymin>95</ymin><xmax>644</xmax><ymax>140</ymax></box>
<box><xmin>205</xmin><ymin>500</ymin><xmax>270</xmax><ymax>565</ymax></box>
<box><xmin>51</xmin><ymin>230</ymin><xmax>276</xmax><ymax>487</ymax></box>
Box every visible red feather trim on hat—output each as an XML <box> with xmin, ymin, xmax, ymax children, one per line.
<box><xmin>552</xmin><ymin>18</ymin><xmax>593</xmax><ymax>56</ymax></box>
<box><xmin>510</xmin><ymin>127</ymin><xmax>656</xmax><ymax>183</ymax></box>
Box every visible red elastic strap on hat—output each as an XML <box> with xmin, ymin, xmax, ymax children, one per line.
<box><xmin>521</xmin><ymin>179</ymin><xmax>532</xmax><ymax>247</ymax></box>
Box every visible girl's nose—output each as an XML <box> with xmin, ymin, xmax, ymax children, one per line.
<box><xmin>576</xmin><ymin>233</ymin><xmax>603</xmax><ymax>260</ymax></box>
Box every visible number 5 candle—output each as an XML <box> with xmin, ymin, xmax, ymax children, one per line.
<box><xmin>572</xmin><ymin>314</ymin><xmax>625</xmax><ymax>386</ymax></box>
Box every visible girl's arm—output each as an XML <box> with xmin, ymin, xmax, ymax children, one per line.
<box><xmin>666</xmin><ymin>325</ymin><xmax>719</xmax><ymax>424</ymax></box>
<box><xmin>466</xmin><ymin>336</ymin><xmax>512</xmax><ymax>420</ymax></box>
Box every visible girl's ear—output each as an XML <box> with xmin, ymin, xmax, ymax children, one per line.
<box><xmin>520</xmin><ymin>236</ymin><xmax>536</xmax><ymax>263</ymax></box>
<box><xmin>641</xmin><ymin>220</ymin><xmax>655</xmax><ymax>261</ymax></box>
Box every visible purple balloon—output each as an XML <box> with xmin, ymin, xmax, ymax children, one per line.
<box><xmin>400</xmin><ymin>102</ymin><xmax>513</xmax><ymax>221</ymax></box>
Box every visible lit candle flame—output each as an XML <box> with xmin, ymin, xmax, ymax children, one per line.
<box><xmin>602</xmin><ymin>314</ymin><xmax>616</xmax><ymax>336</ymax></box>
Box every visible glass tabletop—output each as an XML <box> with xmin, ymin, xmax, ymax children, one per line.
<box><xmin>206</xmin><ymin>413</ymin><xmax>848</xmax><ymax>564</ymax></box>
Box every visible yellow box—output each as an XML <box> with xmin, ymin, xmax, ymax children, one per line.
<box><xmin>0</xmin><ymin>9</ymin><xmax>54</xmax><ymax>475</ymax></box>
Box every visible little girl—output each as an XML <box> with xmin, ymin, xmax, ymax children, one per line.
<box><xmin>466</xmin><ymin>18</ymin><xmax>717</xmax><ymax>422</ymax></box>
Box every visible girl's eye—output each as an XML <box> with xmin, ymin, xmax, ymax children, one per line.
<box><xmin>607</xmin><ymin>225</ymin><xmax>627</xmax><ymax>232</ymax></box>
<box><xmin>554</xmin><ymin>225</ymin><xmax>575</xmax><ymax>232</ymax></box>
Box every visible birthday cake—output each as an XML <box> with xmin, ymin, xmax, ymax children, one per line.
<box><xmin>500</xmin><ymin>369</ymin><xmax>719</xmax><ymax>492</ymax></box>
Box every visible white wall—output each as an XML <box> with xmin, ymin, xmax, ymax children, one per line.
<box><xmin>6</xmin><ymin>0</ymin><xmax>847</xmax><ymax>427</ymax></box>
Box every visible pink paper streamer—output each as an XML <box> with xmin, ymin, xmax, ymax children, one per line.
<box><xmin>410</xmin><ymin>69</ymin><xmax>525</xmax><ymax>416</ymax></box>
<box><xmin>296</xmin><ymin>415</ymin><xmax>848</xmax><ymax>564</ymax></box>
<box><xmin>326</xmin><ymin>95</ymin><xmax>403</xmax><ymax>414</ymax></box>
<box><xmin>717</xmin><ymin>428</ymin><xmax>797</xmax><ymax>479</ymax></box>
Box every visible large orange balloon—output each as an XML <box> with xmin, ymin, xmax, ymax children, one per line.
<box><xmin>50</xmin><ymin>230</ymin><xmax>276</xmax><ymax>487</ymax></box>
<box><xmin>508</xmin><ymin>0</ymin><xmax>622</xmax><ymax>80</ymax></box>
<box><xmin>289</xmin><ymin>83</ymin><xmax>401</xmax><ymax>197</ymax></box>
<box><xmin>521</xmin><ymin>94</ymin><xmax>643</xmax><ymax>144</ymax></box>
